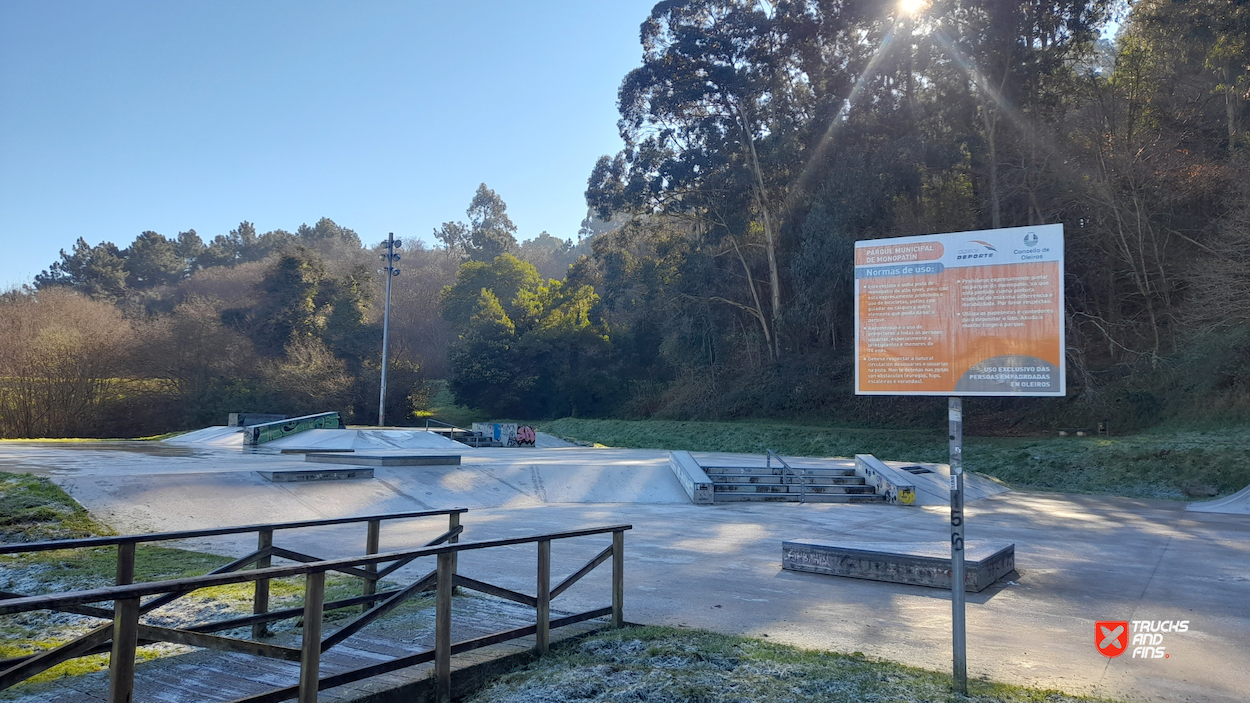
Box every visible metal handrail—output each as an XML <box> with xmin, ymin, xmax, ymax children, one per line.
<box><xmin>424</xmin><ymin>418</ymin><xmax>470</xmax><ymax>432</ymax></box>
<box><xmin>766</xmin><ymin>449</ymin><xmax>806</xmax><ymax>503</ymax></box>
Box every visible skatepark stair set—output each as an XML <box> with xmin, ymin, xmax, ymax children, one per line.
<box><xmin>669</xmin><ymin>450</ymin><xmax>922</xmax><ymax>505</ymax></box>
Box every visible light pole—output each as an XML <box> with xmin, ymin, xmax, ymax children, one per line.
<box><xmin>377</xmin><ymin>233</ymin><xmax>401</xmax><ymax>426</ymax></box>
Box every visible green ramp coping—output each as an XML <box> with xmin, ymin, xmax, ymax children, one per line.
<box><xmin>304</xmin><ymin>453</ymin><xmax>461</xmax><ymax>466</ymax></box>
<box><xmin>782</xmin><ymin>540</ymin><xmax>1015</xmax><ymax>592</ymax></box>
<box><xmin>257</xmin><ymin>468</ymin><xmax>374</xmax><ymax>482</ymax></box>
<box><xmin>243</xmin><ymin>412</ymin><xmax>341</xmax><ymax>445</ymax></box>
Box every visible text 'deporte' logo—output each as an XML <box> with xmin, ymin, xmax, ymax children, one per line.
<box><xmin>1096</xmin><ymin>621</ymin><xmax>1129</xmax><ymax>658</ymax></box>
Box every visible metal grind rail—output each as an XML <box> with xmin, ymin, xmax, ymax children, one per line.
<box><xmin>0</xmin><ymin>522</ymin><xmax>631</xmax><ymax>703</ymax></box>
<box><xmin>0</xmin><ymin>510</ymin><xmax>465</xmax><ymax>691</ymax></box>
<box><xmin>766</xmin><ymin>449</ymin><xmax>808</xmax><ymax>502</ymax></box>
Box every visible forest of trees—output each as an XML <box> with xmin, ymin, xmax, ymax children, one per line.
<box><xmin>2</xmin><ymin>0</ymin><xmax>1248</xmax><ymax>437</ymax></box>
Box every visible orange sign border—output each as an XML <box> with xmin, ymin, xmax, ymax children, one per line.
<box><xmin>853</xmin><ymin>225</ymin><xmax>1065</xmax><ymax>397</ymax></box>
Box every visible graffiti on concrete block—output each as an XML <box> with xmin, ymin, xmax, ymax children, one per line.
<box><xmin>245</xmin><ymin>412</ymin><xmax>341</xmax><ymax>445</ymax></box>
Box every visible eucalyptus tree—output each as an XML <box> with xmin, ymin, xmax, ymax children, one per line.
<box><xmin>589</xmin><ymin>0</ymin><xmax>802</xmax><ymax>360</ymax></box>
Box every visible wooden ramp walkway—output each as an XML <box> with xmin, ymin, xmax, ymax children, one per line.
<box><xmin>9</xmin><ymin>596</ymin><xmax>599</xmax><ymax>702</ymax></box>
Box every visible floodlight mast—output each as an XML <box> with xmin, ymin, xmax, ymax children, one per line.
<box><xmin>378</xmin><ymin>233</ymin><xmax>401</xmax><ymax>426</ymax></box>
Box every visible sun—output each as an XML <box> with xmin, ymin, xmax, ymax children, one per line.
<box><xmin>899</xmin><ymin>0</ymin><xmax>928</xmax><ymax>16</ymax></box>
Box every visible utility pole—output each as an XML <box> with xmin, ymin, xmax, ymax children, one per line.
<box><xmin>377</xmin><ymin>233</ymin><xmax>401</xmax><ymax>426</ymax></box>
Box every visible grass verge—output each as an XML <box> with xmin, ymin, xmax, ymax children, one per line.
<box><xmin>535</xmin><ymin>418</ymin><xmax>1250</xmax><ymax>500</ymax></box>
<box><xmin>468</xmin><ymin>625</ymin><xmax>1124</xmax><ymax>703</ymax></box>
<box><xmin>415</xmin><ymin>379</ymin><xmax>489</xmax><ymax>428</ymax></box>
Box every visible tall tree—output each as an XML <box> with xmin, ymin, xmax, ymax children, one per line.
<box><xmin>35</xmin><ymin>238</ymin><xmax>128</xmax><ymax>299</ymax></box>
<box><xmin>124</xmin><ymin>231</ymin><xmax>185</xmax><ymax>288</ymax></box>
<box><xmin>466</xmin><ymin>183</ymin><xmax>519</xmax><ymax>261</ymax></box>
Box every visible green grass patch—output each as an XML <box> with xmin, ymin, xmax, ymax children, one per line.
<box><xmin>0</xmin><ymin>473</ymin><xmax>113</xmax><ymax>542</ymax></box>
<box><xmin>536</xmin><ymin>418</ymin><xmax>1250</xmax><ymax>500</ymax></box>
<box><xmin>417</xmin><ymin>379</ymin><xmax>489</xmax><ymax>427</ymax></box>
<box><xmin>0</xmin><ymin>431</ymin><xmax>184</xmax><ymax>443</ymax></box>
<box><xmin>469</xmin><ymin>625</ymin><xmax>1124</xmax><ymax>703</ymax></box>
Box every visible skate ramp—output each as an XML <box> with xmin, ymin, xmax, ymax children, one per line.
<box><xmin>1188</xmin><ymin>484</ymin><xmax>1250</xmax><ymax>515</ymax></box>
<box><xmin>163</xmin><ymin>425</ymin><xmax>244</xmax><ymax>447</ymax></box>
<box><xmin>164</xmin><ymin>426</ymin><xmax>464</xmax><ymax>452</ymax></box>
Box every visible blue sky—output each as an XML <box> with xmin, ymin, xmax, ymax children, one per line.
<box><xmin>0</xmin><ymin>1</ymin><xmax>656</xmax><ymax>287</ymax></box>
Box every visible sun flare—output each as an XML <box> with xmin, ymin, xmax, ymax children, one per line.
<box><xmin>899</xmin><ymin>0</ymin><xmax>928</xmax><ymax>16</ymax></box>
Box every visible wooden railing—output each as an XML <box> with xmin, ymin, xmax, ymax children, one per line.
<box><xmin>0</xmin><ymin>515</ymin><xmax>630</xmax><ymax>703</ymax></box>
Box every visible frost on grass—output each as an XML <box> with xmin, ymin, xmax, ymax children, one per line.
<box><xmin>467</xmin><ymin>627</ymin><xmax>1124</xmax><ymax>703</ymax></box>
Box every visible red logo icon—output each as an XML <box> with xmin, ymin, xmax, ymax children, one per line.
<box><xmin>1096</xmin><ymin>621</ymin><xmax>1129</xmax><ymax>657</ymax></box>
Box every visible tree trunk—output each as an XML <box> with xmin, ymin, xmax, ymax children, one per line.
<box><xmin>736</xmin><ymin>107</ymin><xmax>783</xmax><ymax>360</ymax></box>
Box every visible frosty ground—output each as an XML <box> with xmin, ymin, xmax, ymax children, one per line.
<box><xmin>0</xmin><ymin>431</ymin><xmax>1246</xmax><ymax>703</ymax></box>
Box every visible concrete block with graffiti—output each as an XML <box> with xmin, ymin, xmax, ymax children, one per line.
<box><xmin>472</xmin><ymin>423</ymin><xmax>537</xmax><ymax>447</ymax></box>
<box><xmin>854</xmin><ymin>454</ymin><xmax>917</xmax><ymax>506</ymax></box>
<box><xmin>243</xmin><ymin>412</ymin><xmax>341</xmax><ymax>445</ymax></box>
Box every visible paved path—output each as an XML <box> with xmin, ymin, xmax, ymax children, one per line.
<box><xmin>1</xmin><ymin>441</ymin><xmax>1247</xmax><ymax>702</ymax></box>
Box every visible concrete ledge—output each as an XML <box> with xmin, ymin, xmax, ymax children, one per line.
<box><xmin>668</xmin><ymin>451</ymin><xmax>714</xmax><ymax>505</ymax></box>
<box><xmin>280</xmin><ymin>448</ymin><xmax>355</xmax><ymax>454</ymax></box>
<box><xmin>782</xmin><ymin>539</ymin><xmax>1015</xmax><ymax>592</ymax></box>
<box><xmin>257</xmin><ymin>468</ymin><xmax>374</xmax><ymax>482</ymax></box>
<box><xmin>855</xmin><ymin>454</ymin><xmax>917</xmax><ymax>505</ymax></box>
<box><xmin>305</xmin><ymin>453</ymin><xmax>461</xmax><ymax>467</ymax></box>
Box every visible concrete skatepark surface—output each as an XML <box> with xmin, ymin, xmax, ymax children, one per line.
<box><xmin>0</xmin><ymin>433</ymin><xmax>1247</xmax><ymax>703</ymax></box>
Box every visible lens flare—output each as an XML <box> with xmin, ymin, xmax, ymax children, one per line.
<box><xmin>899</xmin><ymin>0</ymin><xmax>928</xmax><ymax>16</ymax></box>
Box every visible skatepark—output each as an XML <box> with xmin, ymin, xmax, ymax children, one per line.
<box><xmin>1</xmin><ymin>421</ymin><xmax>1248</xmax><ymax>703</ymax></box>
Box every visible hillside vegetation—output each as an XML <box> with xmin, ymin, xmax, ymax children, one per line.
<box><xmin>4</xmin><ymin>0</ymin><xmax>1250</xmax><ymax>440</ymax></box>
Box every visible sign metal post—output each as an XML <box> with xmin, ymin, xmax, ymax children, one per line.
<box><xmin>949</xmin><ymin>396</ymin><xmax>966</xmax><ymax>693</ymax></box>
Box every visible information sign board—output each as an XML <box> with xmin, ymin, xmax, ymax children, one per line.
<box><xmin>854</xmin><ymin>224</ymin><xmax>1064</xmax><ymax>396</ymax></box>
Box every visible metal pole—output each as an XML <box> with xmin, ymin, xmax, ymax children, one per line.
<box><xmin>378</xmin><ymin>233</ymin><xmax>394</xmax><ymax>427</ymax></box>
<box><xmin>949</xmin><ymin>396</ymin><xmax>967</xmax><ymax>694</ymax></box>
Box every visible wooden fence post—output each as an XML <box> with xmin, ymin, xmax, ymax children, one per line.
<box><xmin>536</xmin><ymin>540</ymin><xmax>550</xmax><ymax>653</ymax></box>
<box><xmin>363</xmin><ymin>519</ymin><xmax>380</xmax><ymax>612</ymax></box>
<box><xmin>448</xmin><ymin>512</ymin><xmax>460</xmax><ymax>595</ymax></box>
<box><xmin>612</xmin><ymin>530</ymin><xmax>624</xmax><ymax>628</ymax></box>
<box><xmin>108</xmin><ymin>597</ymin><xmax>140</xmax><ymax>703</ymax></box>
<box><xmin>253</xmin><ymin>529</ymin><xmax>273</xmax><ymax>639</ymax></box>
<box><xmin>298</xmin><ymin>571</ymin><xmax>325</xmax><ymax>703</ymax></box>
<box><xmin>116</xmin><ymin>543</ymin><xmax>135</xmax><ymax>586</ymax></box>
<box><xmin>435</xmin><ymin>551</ymin><xmax>453</xmax><ymax>703</ymax></box>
